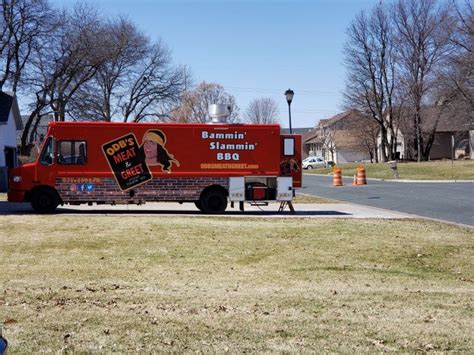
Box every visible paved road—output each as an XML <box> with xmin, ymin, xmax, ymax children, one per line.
<box><xmin>301</xmin><ymin>174</ymin><xmax>474</xmax><ymax>226</ymax></box>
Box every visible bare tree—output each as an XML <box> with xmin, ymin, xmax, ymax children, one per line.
<box><xmin>245</xmin><ymin>97</ymin><xmax>279</xmax><ymax>124</ymax></box>
<box><xmin>16</xmin><ymin>2</ymin><xmax>61</xmax><ymax>154</ymax></box>
<box><xmin>47</xmin><ymin>5</ymin><xmax>114</xmax><ymax>122</ymax></box>
<box><xmin>19</xmin><ymin>2</ymin><xmax>188</xmax><ymax>154</ymax></box>
<box><xmin>343</xmin><ymin>3</ymin><xmax>398</xmax><ymax>162</ymax></box>
<box><xmin>19</xmin><ymin>4</ymin><xmax>109</xmax><ymax>153</ymax></box>
<box><xmin>169</xmin><ymin>82</ymin><xmax>239</xmax><ymax>123</ymax></box>
<box><xmin>120</xmin><ymin>43</ymin><xmax>186</xmax><ymax>122</ymax></box>
<box><xmin>352</xmin><ymin>113</ymin><xmax>380</xmax><ymax>162</ymax></box>
<box><xmin>393</xmin><ymin>0</ymin><xmax>454</xmax><ymax>161</ymax></box>
<box><xmin>440</xmin><ymin>1</ymin><xmax>473</xmax><ymax>113</ymax></box>
<box><xmin>67</xmin><ymin>19</ymin><xmax>186</xmax><ymax>122</ymax></box>
<box><xmin>0</xmin><ymin>0</ymin><xmax>53</xmax><ymax>93</ymax></box>
<box><xmin>67</xmin><ymin>17</ymin><xmax>148</xmax><ymax>121</ymax></box>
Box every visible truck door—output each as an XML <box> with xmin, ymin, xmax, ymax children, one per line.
<box><xmin>35</xmin><ymin>136</ymin><xmax>56</xmax><ymax>185</ymax></box>
<box><xmin>280</xmin><ymin>135</ymin><xmax>302</xmax><ymax>188</ymax></box>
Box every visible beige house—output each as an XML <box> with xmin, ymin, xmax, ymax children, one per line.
<box><xmin>323</xmin><ymin>130</ymin><xmax>372</xmax><ymax>164</ymax></box>
<box><xmin>302</xmin><ymin>130</ymin><xmax>324</xmax><ymax>158</ymax></box>
<box><xmin>376</xmin><ymin>128</ymin><xmax>405</xmax><ymax>161</ymax></box>
<box><xmin>303</xmin><ymin>110</ymin><xmax>378</xmax><ymax>164</ymax></box>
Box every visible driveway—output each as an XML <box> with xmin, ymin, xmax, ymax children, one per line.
<box><xmin>302</xmin><ymin>174</ymin><xmax>474</xmax><ymax>226</ymax></box>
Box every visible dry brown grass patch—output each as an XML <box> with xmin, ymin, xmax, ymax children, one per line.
<box><xmin>0</xmin><ymin>216</ymin><xmax>472</xmax><ymax>352</ymax></box>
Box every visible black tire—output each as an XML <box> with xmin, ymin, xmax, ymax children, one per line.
<box><xmin>31</xmin><ymin>189</ymin><xmax>59</xmax><ymax>214</ymax></box>
<box><xmin>194</xmin><ymin>200</ymin><xmax>203</xmax><ymax>211</ymax></box>
<box><xmin>307</xmin><ymin>165</ymin><xmax>313</xmax><ymax>170</ymax></box>
<box><xmin>201</xmin><ymin>189</ymin><xmax>228</xmax><ymax>214</ymax></box>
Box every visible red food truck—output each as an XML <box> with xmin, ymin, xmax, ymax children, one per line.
<box><xmin>8</xmin><ymin>121</ymin><xmax>301</xmax><ymax>213</ymax></box>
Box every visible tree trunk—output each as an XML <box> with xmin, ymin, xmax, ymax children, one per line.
<box><xmin>379</xmin><ymin>125</ymin><xmax>388</xmax><ymax>162</ymax></box>
<box><xmin>20</xmin><ymin>110</ymin><xmax>40</xmax><ymax>155</ymax></box>
<box><xmin>415</xmin><ymin>110</ymin><xmax>423</xmax><ymax>162</ymax></box>
<box><xmin>422</xmin><ymin>132</ymin><xmax>437</xmax><ymax>161</ymax></box>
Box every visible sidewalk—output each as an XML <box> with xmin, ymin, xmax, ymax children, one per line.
<box><xmin>1</xmin><ymin>201</ymin><xmax>414</xmax><ymax>219</ymax></box>
<box><xmin>57</xmin><ymin>202</ymin><xmax>416</xmax><ymax>219</ymax></box>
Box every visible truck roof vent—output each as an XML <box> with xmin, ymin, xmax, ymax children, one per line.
<box><xmin>208</xmin><ymin>104</ymin><xmax>231</xmax><ymax>124</ymax></box>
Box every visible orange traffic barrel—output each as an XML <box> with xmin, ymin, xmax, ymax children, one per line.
<box><xmin>356</xmin><ymin>166</ymin><xmax>367</xmax><ymax>185</ymax></box>
<box><xmin>333</xmin><ymin>167</ymin><xmax>343</xmax><ymax>186</ymax></box>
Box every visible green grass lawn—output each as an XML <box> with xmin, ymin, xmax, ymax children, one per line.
<box><xmin>0</xmin><ymin>215</ymin><xmax>472</xmax><ymax>352</ymax></box>
<box><xmin>305</xmin><ymin>160</ymin><xmax>474</xmax><ymax>180</ymax></box>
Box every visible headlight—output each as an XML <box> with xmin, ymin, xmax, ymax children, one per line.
<box><xmin>12</xmin><ymin>176</ymin><xmax>22</xmax><ymax>183</ymax></box>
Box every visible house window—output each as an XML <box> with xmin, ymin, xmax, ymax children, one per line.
<box><xmin>58</xmin><ymin>140</ymin><xmax>87</xmax><ymax>165</ymax></box>
<box><xmin>283</xmin><ymin>138</ymin><xmax>295</xmax><ymax>156</ymax></box>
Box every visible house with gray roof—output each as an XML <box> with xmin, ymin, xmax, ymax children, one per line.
<box><xmin>17</xmin><ymin>113</ymin><xmax>53</xmax><ymax>151</ymax></box>
<box><xmin>378</xmin><ymin>106</ymin><xmax>472</xmax><ymax>160</ymax></box>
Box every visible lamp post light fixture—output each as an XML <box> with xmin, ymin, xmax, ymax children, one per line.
<box><xmin>284</xmin><ymin>89</ymin><xmax>294</xmax><ymax>134</ymax></box>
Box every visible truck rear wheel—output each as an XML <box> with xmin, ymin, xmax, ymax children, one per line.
<box><xmin>194</xmin><ymin>200</ymin><xmax>203</xmax><ymax>211</ymax></box>
<box><xmin>201</xmin><ymin>189</ymin><xmax>227</xmax><ymax>214</ymax></box>
<box><xmin>31</xmin><ymin>188</ymin><xmax>59</xmax><ymax>214</ymax></box>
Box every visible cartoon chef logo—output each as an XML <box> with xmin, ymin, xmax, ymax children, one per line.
<box><xmin>280</xmin><ymin>158</ymin><xmax>300</xmax><ymax>176</ymax></box>
<box><xmin>141</xmin><ymin>129</ymin><xmax>180</xmax><ymax>172</ymax></box>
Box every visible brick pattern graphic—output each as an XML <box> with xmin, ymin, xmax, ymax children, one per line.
<box><xmin>56</xmin><ymin>177</ymin><xmax>229</xmax><ymax>204</ymax></box>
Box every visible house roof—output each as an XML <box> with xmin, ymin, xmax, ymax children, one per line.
<box><xmin>281</xmin><ymin>127</ymin><xmax>313</xmax><ymax>135</ymax></box>
<box><xmin>395</xmin><ymin>106</ymin><xmax>472</xmax><ymax>135</ymax></box>
<box><xmin>0</xmin><ymin>91</ymin><xmax>23</xmax><ymax>130</ymax></box>
<box><xmin>0</xmin><ymin>92</ymin><xmax>13</xmax><ymax>124</ymax></box>
<box><xmin>305</xmin><ymin>136</ymin><xmax>325</xmax><ymax>144</ymax></box>
<box><xmin>316</xmin><ymin>110</ymin><xmax>376</xmax><ymax>132</ymax></box>
<box><xmin>318</xmin><ymin>119</ymin><xmax>330</xmax><ymax>126</ymax></box>
<box><xmin>302</xmin><ymin>128</ymin><xmax>317</xmax><ymax>140</ymax></box>
<box><xmin>318</xmin><ymin>111</ymin><xmax>355</xmax><ymax>127</ymax></box>
<box><xmin>428</xmin><ymin>107</ymin><xmax>472</xmax><ymax>132</ymax></box>
<box><xmin>328</xmin><ymin>130</ymin><xmax>365</xmax><ymax>150</ymax></box>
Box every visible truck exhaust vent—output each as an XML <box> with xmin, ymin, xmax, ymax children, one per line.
<box><xmin>208</xmin><ymin>104</ymin><xmax>231</xmax><ymax>123</ymax></box>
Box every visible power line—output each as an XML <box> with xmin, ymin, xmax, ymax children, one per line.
<box><xmin>184</xmin><ymin>82</ymin><xmax>340</xmax><ymax>95</ymax></box>
<box><xmin>277</xmin><ymin>107</ymin><xmax>338</xmax><ymax>113</ymax></box>
<box><xmin>224</xmin><ymin>85</ymin><xmax>339</xmax><ymax>95</ymax></box>
<box><xmin>183</xmin><ymin>82</ymin><xmax>340</xmax><ymax>115</ymax></box>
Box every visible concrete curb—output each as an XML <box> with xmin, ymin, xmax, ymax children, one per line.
<box><xmin>304</xmin><ymin>173</ymin><xmax>474</xmax><ymax>184</ymax></box>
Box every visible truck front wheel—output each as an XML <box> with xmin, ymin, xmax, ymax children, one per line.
<box><xmin>31</xmin><ymin>188</ymin><xmax>59</xmax><ymax>214</ymax></box>
<box><xmin>201</xmin><ymin>189</ymin><xmax>227</xmax><ymax>214</ymax></box>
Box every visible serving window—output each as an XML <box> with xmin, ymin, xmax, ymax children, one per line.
<box><xmin>283</xmin><ymin>138</ymin><xmax>295</xmax><ymax>156</ymax></box>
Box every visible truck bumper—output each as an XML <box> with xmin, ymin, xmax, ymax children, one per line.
<box><xmin>7</xmin><ymin>189</ymin><xmax>26</xmax><ymax>202</ymax></box>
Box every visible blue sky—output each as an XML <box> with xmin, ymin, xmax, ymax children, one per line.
<box><xmin>52</xmin><ymin>0</ymin><xmax>377</xmax><ymax>128</ymax></box>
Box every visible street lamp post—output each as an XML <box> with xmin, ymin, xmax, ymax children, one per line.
<box><xmin>285</xmin><ymin>89</ymin><xmax>294</xmax><ymax>134</ymax></box>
